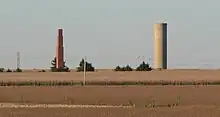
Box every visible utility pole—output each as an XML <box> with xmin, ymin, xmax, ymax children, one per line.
<box><xmin>83</xmin><ymin>56</ymin><xmax>87</xmax><ymax>86</ymax></box>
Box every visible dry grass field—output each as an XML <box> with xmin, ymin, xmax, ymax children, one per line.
<box><xmin>0</xmin><ymin>70</ymin><xmax>220</xmax><ymax>116</ymax></box>
<box><xmin>1</xmin><ymin>69</ymin><xmax>220</xmax><ymax>82</ymax></box>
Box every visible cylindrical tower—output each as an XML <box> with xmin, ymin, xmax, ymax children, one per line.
<box><xmin>154</xmin><ymin>23</ymin><xmax>167</xmax><ymax>70</ymax></box>
<box><xmin>56</xmin><ymin>28</ymin><xmax>64</xmax><ymax>69</ymax></box>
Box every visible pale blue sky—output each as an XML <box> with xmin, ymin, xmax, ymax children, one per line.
<box><xmin>0</xmin><ymin>0</ymin><xmax>220</xmax><ymax>69</ymax></box>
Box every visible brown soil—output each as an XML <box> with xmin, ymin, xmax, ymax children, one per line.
<box><xmin>0</xmin><ymin>86</ymin><xmax>219</xmax><ymax>106</ymax></box>
<box><xmin>0</xmin><ymin>86</ymin><xmax>220</xmax><ymax>116</ymax></box>
<box><xmin>0</xmin><ymin>107</ymin><xmax>220</xmax><ymax>117</ymax></box>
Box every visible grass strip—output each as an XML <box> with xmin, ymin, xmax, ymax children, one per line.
<box><xmin>0</xmin><ymin>80</ymin><xmax>220</xmax><ymax>86</ymax></box>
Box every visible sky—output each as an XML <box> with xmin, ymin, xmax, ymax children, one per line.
<box><xmin>0</xmin><ymin>0</ymin><xmax>220</xmax><ymax>69</ymax></box>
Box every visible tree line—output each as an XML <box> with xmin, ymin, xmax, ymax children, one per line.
<box><xmin>50</xmin><ymin>57</ymin><xmax>95</xmax><ymax>72</ymax></box>
<box><xmin>50</xmin><ymin>57</ymin><xmax>152</xmax><ymax>72</ymax></box>
<box><xmin>0</xmin><ymin>57</ymin><xmax>152</xmax><ymax>72</ymax></box>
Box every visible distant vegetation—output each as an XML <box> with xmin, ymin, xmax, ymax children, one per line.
<box><xmin>76</xmin><ymin>58</ymin><xmax>95</xmax><ymax>72</ymax></box>
<box><xmin>14</xmin><ymin>68</ymin><xmax>22</xmax><ymax>72</ymax></box>
<box><xmin>0</xmin><ymin>68</ymin><xmax>22</xmax><ymax>72</ymax></box>
<box><xmin>136</xmin><ymin>61</ymin><xmax>152</xmax><ymax>71</ymax></box>
<box><xmin>114</xmin><ymin>61</ymin><xmax>152</xmax><ymax>71</ymax></box>
<box><xmin>0</xmin><ymin>68</ymin><xmax>4</xmax><ymax>72</ymax></box>
<box><xmin>114</xmin><ymin>65</ymin><xmax>133</xmax><ymax>71</ymax></box>
<box><xmin>50</xmin><ymin>57</ymin><xmax>70</xmax><ymax>72</ymax></box>
<box><xmin>0</xmin><ymin>59</ymin><xmax>152</xmax><ymax>72</ymax></box>
<box><xmin>6</xmin><ymin>69</ymin><xmax>12</xmax><ymax>72</ymax></box>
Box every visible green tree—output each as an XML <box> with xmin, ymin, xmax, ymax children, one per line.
<box><xmin>76</xmin><ymin>58</ymin><xmax>95</xmax><ymax>72</ymax></box>
<box><xmin>123</xmin><ymin>65</ymin><xmax>133</xmax><ymax>71</ymax></box>
<box><xmin>6</xmin><ymin>68</ymin><xmax>12</xmax><ymax>72</ymax></box>
<box><xmin>50</xmin><ymin>57</ymin><xmax>70</xmax><ymax>72</ymax></box>
<box><xmin>114</xmin><ymin>66</ymin><xmax>121</xmax><ymax>71</ymax></box>
<box><xmin>114</xmin><ymin>65</ymin><xmax>133</xmax><ymax>71</ymax></box>
<box><xmin>136</xmin><ymin>61</ymin><xmax>152</xmax><ymax>71</ymax></box>
<box><xmin>14</xmin><ymin>68</ymin><xmax>22</xmax><ymax>72</ymax></box>
<box><xmin>0</xmin><ymin>68</ymin><xmax>4</xmax><ymax>72</ymax></box>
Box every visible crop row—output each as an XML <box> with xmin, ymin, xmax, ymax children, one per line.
<box><xmin>0</xmin><ymin>80</ymin><xmax>220</xmax><ymax>86</ymax></box>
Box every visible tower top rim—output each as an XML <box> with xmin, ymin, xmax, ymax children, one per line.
<box><xmin>155</xmin><ymin>22</ymin><xmax>167</xmax><ymax>25</ymax></box>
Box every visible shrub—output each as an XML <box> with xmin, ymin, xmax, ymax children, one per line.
<box><xmin>76</xmin><ymin>58</ymin><xmax>95</xmax><ymax>72</ymax></box>
<box><xmin>114</xmin><ymin>65</ymin><xmax>133</xmax><ymax>71</ymax></box>
<box><xmin>38</xmin><ymin>69</ymin><xmax>46</xmax><ymax>72</ymax></box>
<box><xmin>6</xmin><ymin>69</ymin><xmax>12</xmax><ymax>72</ymax></box>
<box><xmin>114</xmin><ymin>66</ymin><xmax>121</xmax><ymax>71</ymax></box>
<box><xmin>136</xmin><ymin>61</ymin><xmax>152</xmax><ymax>71</ymax></box>
<box><xmin>0</xmin><ymin>68</ymin><xmax>4</xmax><ymax>72</ymax></box>
<box><xmin>123</xmin><ymin>65</ymin><xmax>133</xmax><ymax>71</ymax></box>
<box><xmin>14</xmin><ymin>68</ymin><xmax>22</xmax><ymax>72</ymax></box>
<box><xmin>50</xmin><ymin>57</ymin><xmax>70</xmax><ymax>72</ymax></box>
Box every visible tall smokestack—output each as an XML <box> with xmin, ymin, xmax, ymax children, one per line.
<box><xmin>154</xmin><ymin>23</ymin><xmax>167</xmax><ymax>70</ymax></box>
<box><xmin>56</xmin><ymin>28</ymin><xmax>64</xmax><ymax>69</ymax></box>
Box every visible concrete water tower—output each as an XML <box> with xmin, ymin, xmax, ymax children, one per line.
<box><xmin>154</xmin><ymin>23</ymin><xmax>167</xmax><ymax>70</ymax></box>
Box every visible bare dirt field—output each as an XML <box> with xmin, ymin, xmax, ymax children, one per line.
<box><xmin>0</xmin><ymin>86</ymin><xmax>220</xmax><ymax>106</ymax></box>
<box><xmin>1</xmin><ymin>69</ymin><xmax>220</xmax><ymax>82</ymax></box>
<box><xmin>1</xmin><ymin>107</ymin><xmax>220</xmax><ymax>117</ymax></box>
<box><xmin>0</xmin><ymin>86</ymin><xmax>220</xmax><ymax>116</ymax></box>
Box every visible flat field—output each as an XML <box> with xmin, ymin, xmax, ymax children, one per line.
<box><xmin>1</xmin><ymin>107</ymin><xmax>220</xmax><ymax>117</ymax></box>
<box><xmin>0</xmin><ymin>86</ymin><xmax>220</xmax><ymax>116</ymax></box>
<box><xmin>0</xmin><ymin>70</ymin><xmax>220</xmax><ymax>117</ymax></box>
<box><xmin>0</xmin><ymin>69</ymin><xmax>220</xmax><ymax>82</ymax></box>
